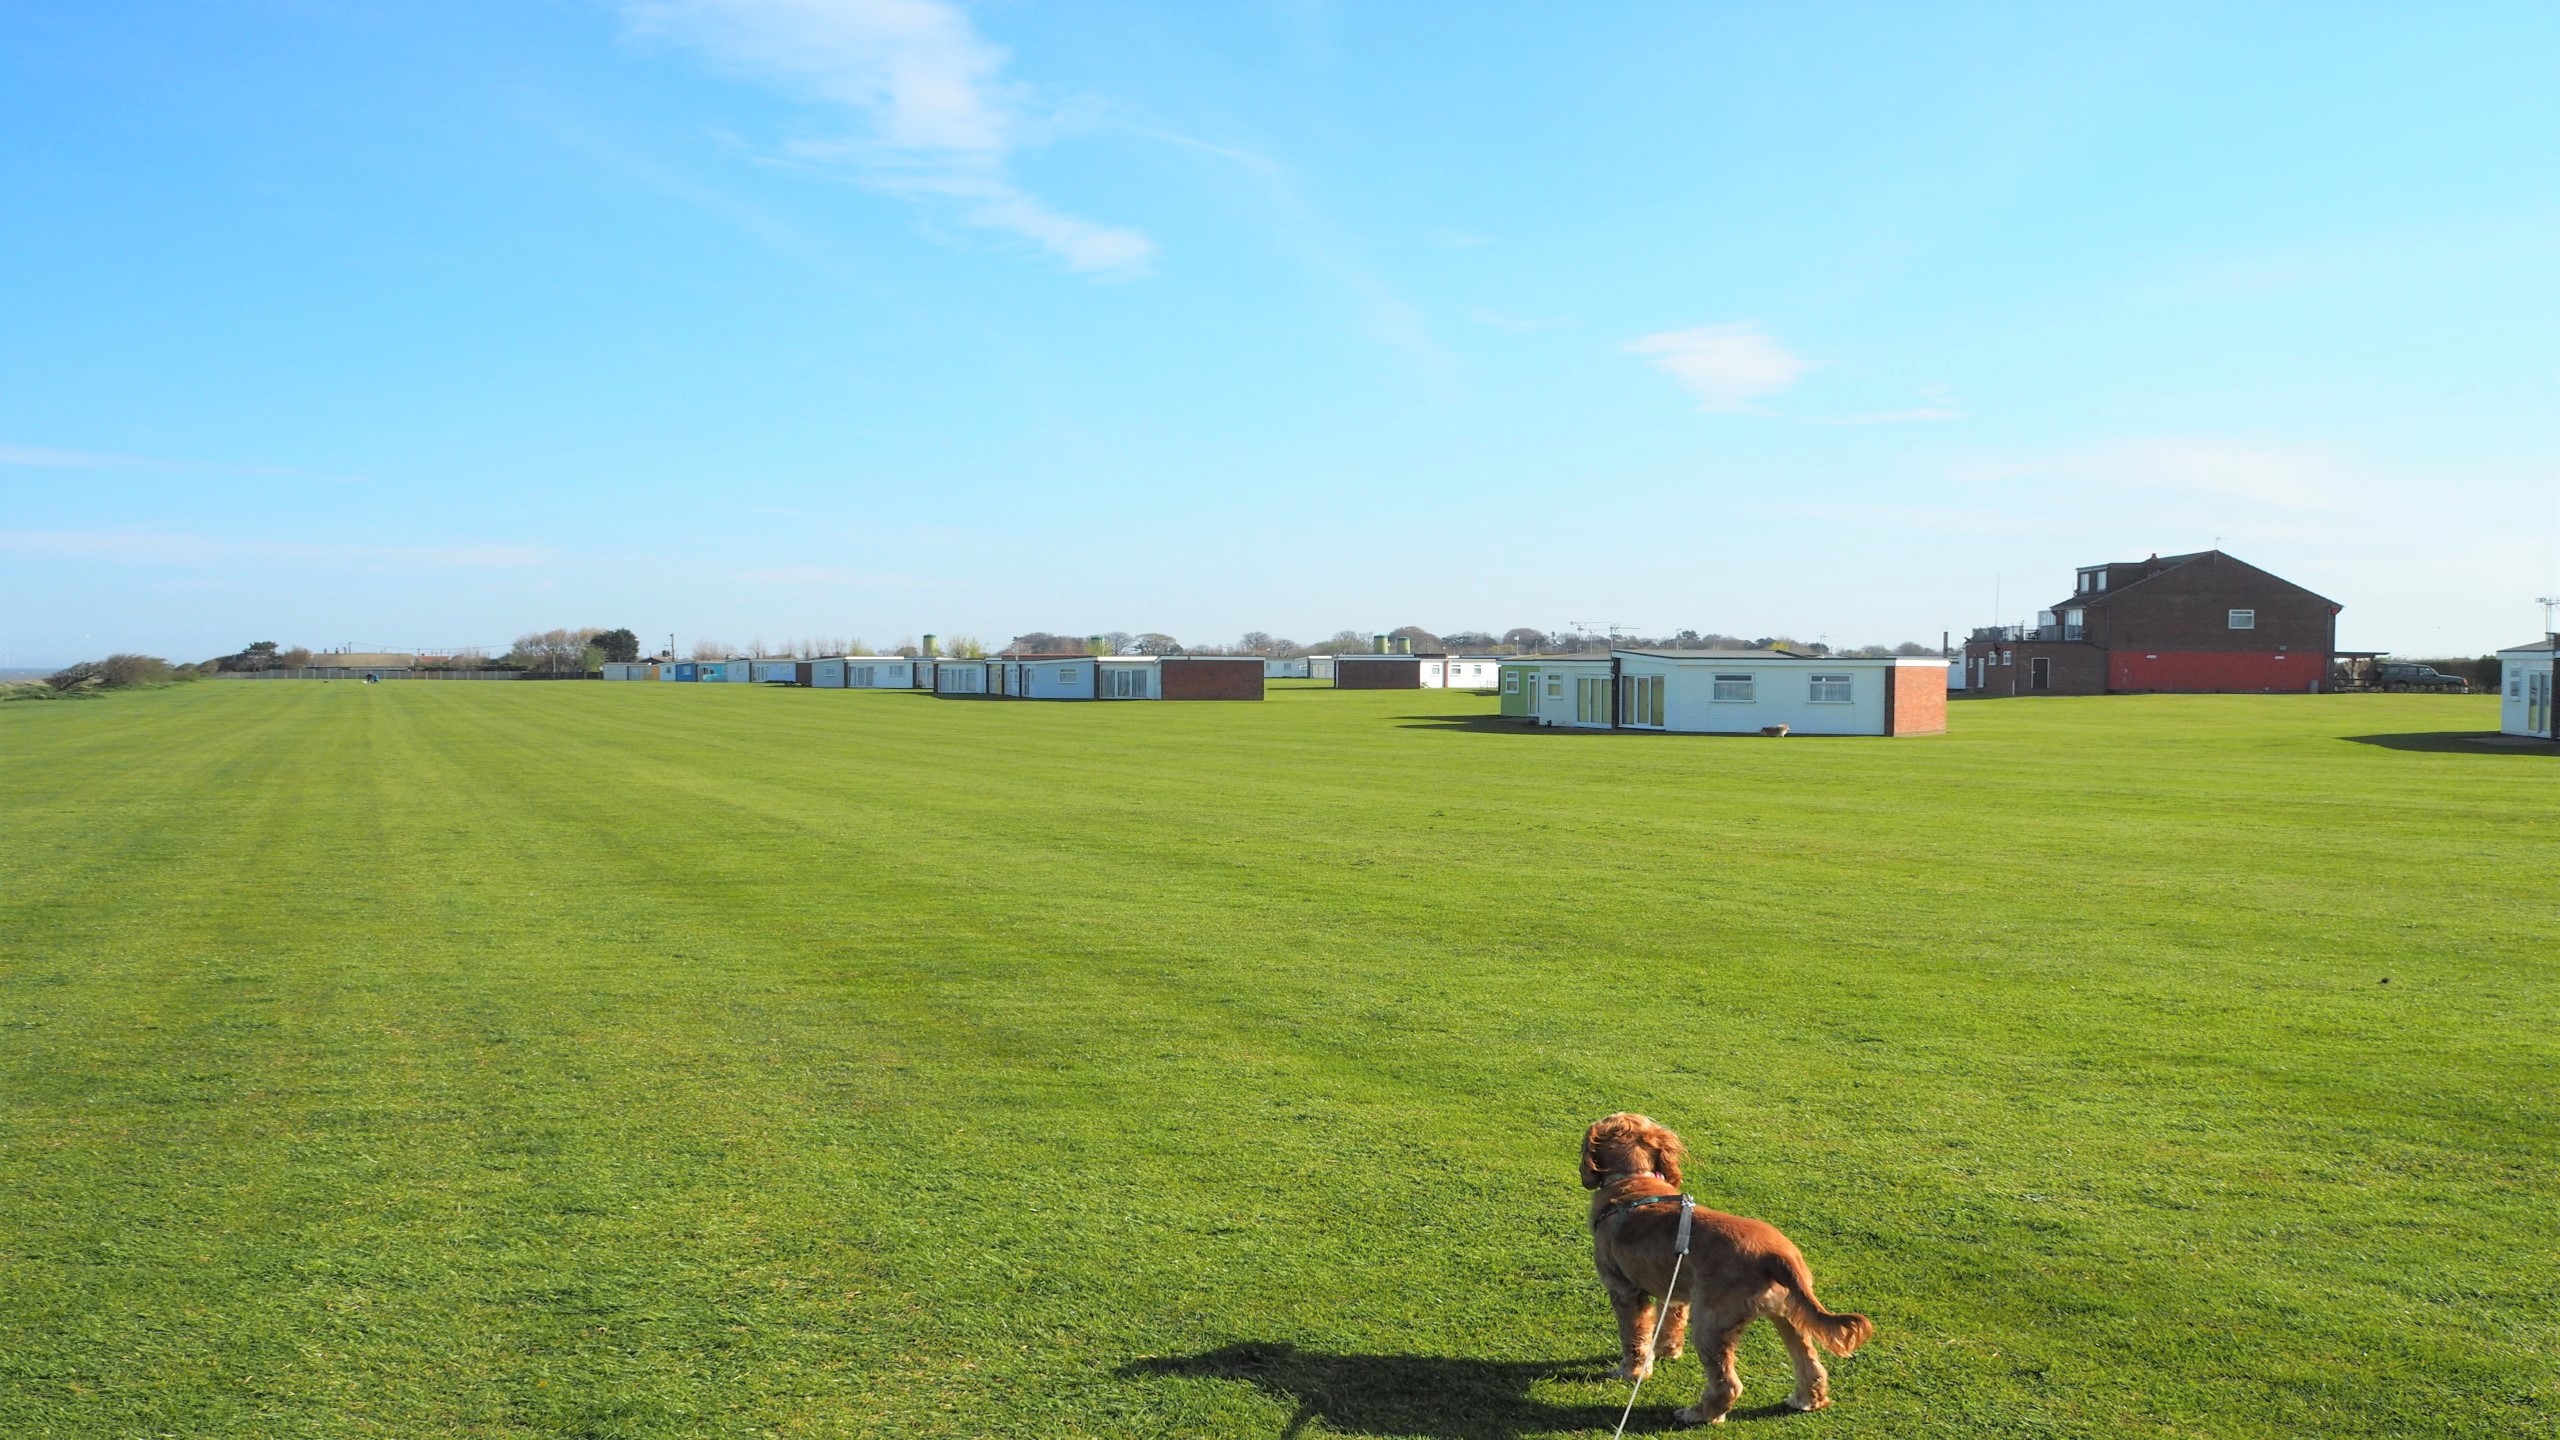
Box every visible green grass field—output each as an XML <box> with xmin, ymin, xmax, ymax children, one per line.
<box><xmin>2</xmin><ymin>680</ymin><xmax>2552</xmax><ymax>1438</ymax></box>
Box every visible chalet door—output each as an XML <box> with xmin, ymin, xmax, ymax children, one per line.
<box><xmin>2530</xmin><ymin>669</ymin><xmax>2551</xmax><ymax>736</ymax></box>
<box><xmin>2031</xmin><ymin>657</ymin><xmax>2050</xmax><ymax>691</ymax></box>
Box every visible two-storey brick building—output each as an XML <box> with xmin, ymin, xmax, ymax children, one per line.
<box><xmin>1963</xmin><ymin>550</ymin><xmax>2340</xmax><ymax>696</ymax></box>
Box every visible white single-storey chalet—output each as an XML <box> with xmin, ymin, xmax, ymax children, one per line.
<box><xmin>806</xmin><ymin>657</ymin><xmax>922</xmax><ymax>689</ymax></box>
<box><xmin>1419</xmin><ymin>656</ymin><xmax>1504</xmax><ymax>689</ymax></box>
<box><xmin>934</xmin><ymin>655</ymin><xmax>1264</xmax><ymax>701</ymax></box>
<box><xmin>1501</xmin><ymin>650</ymin><xmax>1946</xmax><ymax>736</ymax></box>
<box><xmin>2498</xmin><ymin>636</ymin><xmax>2558</xmax><ymax>740</ymax></box>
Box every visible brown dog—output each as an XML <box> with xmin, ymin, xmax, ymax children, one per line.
<box><xmin>1582</xmin><ymin>1113</ymin><xmax>1873</xmax><ymax>1425</ymax></box>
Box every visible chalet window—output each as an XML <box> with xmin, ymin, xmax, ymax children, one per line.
<box><xmin>2229</xmin><ymin>609</ymin><xmax>2256</xmax><ymax>630</ymax></box>
<box><xmin>1576</xmin><ymin>677</ymin><xmax>1612</xmax><ymax>724</ymax></box>
<box><xmin>2509</xmin><ymin>673</ymin><xmax>2523</xmax><ymax>699</ymax></box>
<box><xmin>851</xmin><ymin>666</ymin><xmax>874</xmax><ymax>686</ymax></box>
<box><xmin>1809</xmin><ymin>674</ymin><xmax>1852</xmax><ymax>704</ymax></box>
<box><xmin>1712</xmin><ymin>674</ymin><xmax>1754</xmax><ymax>702</ymax></box>
<box><xmin>1501</xmin><ymin>672</ymin><xmax>1519</xmax><ymax>694</ymax></box>
<box><xmin>1621</xmin><ymin>674</ymin><xmax>1664</xmax><ymax>726</ymax></box>
<box><xmin>2000</xmin><ymin>650</ymin><xmax>2013</xmax><ymax>666</ymax></box>
<box><xmin>1057</xmin><ymin>667</ymin><xmax>1077</xmax><ymax>682</ymax></box>
<box><xmin>1105</xmin><ymin>668</ymin><xmax>1146</xmax><ymax>698</ymax></box>
<box><xmin>1546</xmin><ymin>676</ymin><xmax>1563</xmax><ymax>699</ymax></box>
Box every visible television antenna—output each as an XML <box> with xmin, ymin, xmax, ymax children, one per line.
<box><xmin>1568</xmin><ymin>619</ymin><xmax>1631</xmax><ymax>646</ymax></box>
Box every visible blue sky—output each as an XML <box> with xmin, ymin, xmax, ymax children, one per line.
<box><xmin>3</xmin><ymin>1</ymin><xmax>2554</xmax><ymax>666</ymax></box>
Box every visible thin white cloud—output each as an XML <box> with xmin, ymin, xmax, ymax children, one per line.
<box><xmin>1625</xmin><ymin>324</ymin><xmax>1812</xmax><ymax>413</ymax></box>
<box><xmin>0</xmin><ymin>445</ymin><xmax>115</xmax><ymax>469</ymax></box>
<box><xmin>734</xmin><ymin>564</ymin><xmax>939</xmax><ymax>588</ymax></box>
<box><xmin>0</xmin><ymin>530</ymin><xmax>551</xmax><ymax>569</ymax></box>
<box><xmin>625</xmin><ymin>0</ymin><xmax>1155</xmax><ymax>277</ymax></box>
<box><xmin>1949</xmin><ymin>437</ymin><xmax>2349</xmax><ymax>509</ymax></box>
<box><xmin>0</xmin><ymin>444</ymin><xmax>351</xmax><ymax>481</ymax></box>
<box><xmin>1829</xmin><ymin>406</ymin><xmax>1964</xmax><ymax>426</ymax></box>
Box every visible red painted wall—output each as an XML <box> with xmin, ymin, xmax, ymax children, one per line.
<box><xmin>2108</xmin><ymin>650</ymin><xmax>2322</xmax><ymax>693</ymax></box>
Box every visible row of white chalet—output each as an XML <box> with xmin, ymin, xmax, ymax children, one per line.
<box><xmin>598</xmin><ymin>653</ymin><xmax>1265</xmax><ymax>701</ymax></box>
<box><xmin>1498</xmin><ymin>650</ymin><xmax>1948</xmax><ymax>736</ymax></box>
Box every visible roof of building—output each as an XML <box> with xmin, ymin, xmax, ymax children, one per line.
<box><xmin>2496</xmin><ymin>636</ymin><xmax>2560</xmax><ymax>655</ymax></box>
<box><xmin>2054</xmin><ymin>549</ymin><xmax>2339</xmax><ymax>611</ymax></box>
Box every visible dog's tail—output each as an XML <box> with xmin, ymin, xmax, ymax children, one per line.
<box><xmin>1768</xmin><ymin>1251</ymin><xmax>1873</xmax><ymax>1357</ymax></box>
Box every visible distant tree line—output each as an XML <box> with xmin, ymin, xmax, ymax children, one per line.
<box><xmin>2</xmin><ymin>653</ymin><xmax>210</xmax><ymax>701</ymax></box>
<box><xmin>996</xmin><ymin>625</ymin><xmax>1945</xmax><ymax>658</ymax></box>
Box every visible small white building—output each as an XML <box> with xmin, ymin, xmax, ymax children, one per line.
<box><xmin>1502</xmin><ymin>651</ymin><xmax>1946</xmax><ymax>736</ymax></box>
<box><xmin>2498</xmin><ymin>636</ymin><xmax>2558</xmax><ymax>740</ymax></box>
<box><xmin>1265</xmin><ymin>657</ymin><xmax>1312</xmax><ymax>679</ymax></box>
<box><xmin>806</xmin><ymin>657</ymin><xmax>922</xmax><ymax>689</ymax></box>
<box><xmin>1419</xmin><ymin>656</ymin><xmax>1504</xmax><ymax>690</ymax></box>
<box><xmin>934</xmin><ymin>659</ymin><xmax>993</xmax><ymax>696</ymax></box>
<box><xmin>1502</xmin><ymin>656</ymin><xmax>1616</xmax><ymax>725</ymax></box>
<box><xmin>935</xmin><ymin>654</ymin><xmax>1263</xmax><ymax>701</ymax></box>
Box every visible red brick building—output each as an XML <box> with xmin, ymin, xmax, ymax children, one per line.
<box><xmin>1963</xmin><ymin>550</ymin><xmax>2340</xmax><ymax>696</ymax></box>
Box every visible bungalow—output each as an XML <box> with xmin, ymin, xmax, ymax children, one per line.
<box><xmin>1419</xmin><ymin>656</ymin><xmax>1504</xmax><ymax>689</ymax></box>
<box><xmin>938</xmin><ymin>654</ymin><xmax>1265</xmax><ymax>700</ymax></box>
<box><xmin>2498</xmin><ymin>635</ymin><xmax>2558</xmax><ymax>740</ymax></box>
<box><xmin>1504</xmin><ymin>651</ymin><xmax>1945</xmax><ymax>736</ymax></box>
<box><xmin>807</xmin><ymin>656</ymin><xmax>924</xmax><ymax>689</ymax></box>
<box><xmin>1500</xmin><ymin>657</ymin><xmax>1616</xmax><ymax>724</ymax></box>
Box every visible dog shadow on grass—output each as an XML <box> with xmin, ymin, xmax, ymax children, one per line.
<box><xmin>1116</xmin><ymin>1341</ymin><xmax>1799</xmax><ymax>1437</ymax></box>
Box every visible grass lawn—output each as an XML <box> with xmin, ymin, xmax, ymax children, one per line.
<box><xmin>1</xmin><ymin>680</ymin><xmax>2553</xmax><ymax>1438</ymax></box>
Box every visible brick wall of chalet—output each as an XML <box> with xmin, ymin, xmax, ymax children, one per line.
<box><xmin>1159</xmin><ymin>657</ymin><xmax>1265</xmax><ymax>700</ymax></box>
<box><xmin>1334</xmin><ymin>657</ymin><xmax>1421</xmax><ymax>689</ymax></box>
<box><xmin>1885</xmin><ymin>664</ymin><xmax>1948</xmax><ymax>735</ymax></box>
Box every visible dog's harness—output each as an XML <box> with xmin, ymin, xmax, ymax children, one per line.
<box><xmin>1593</xmin><ymin>1173</ymin><xmax>1696</xmax><ymax>1255</ymax></box>
<box><xmin>1596</xmin><ymin>1191</ymin><xmax>1696</xmax><ymax>1251</ymax></box>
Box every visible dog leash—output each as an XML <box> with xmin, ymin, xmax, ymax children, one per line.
<box><xmin>1610</xmin><ymin>1194</ymin><xmax>1695</xmax><ymax>1439</ymax></box>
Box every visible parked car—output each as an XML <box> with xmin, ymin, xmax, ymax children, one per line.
<box><xmin>2373</xmin><ymin>662</ymin><xmax>2469</xmax><ymax>693</ymax></box>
